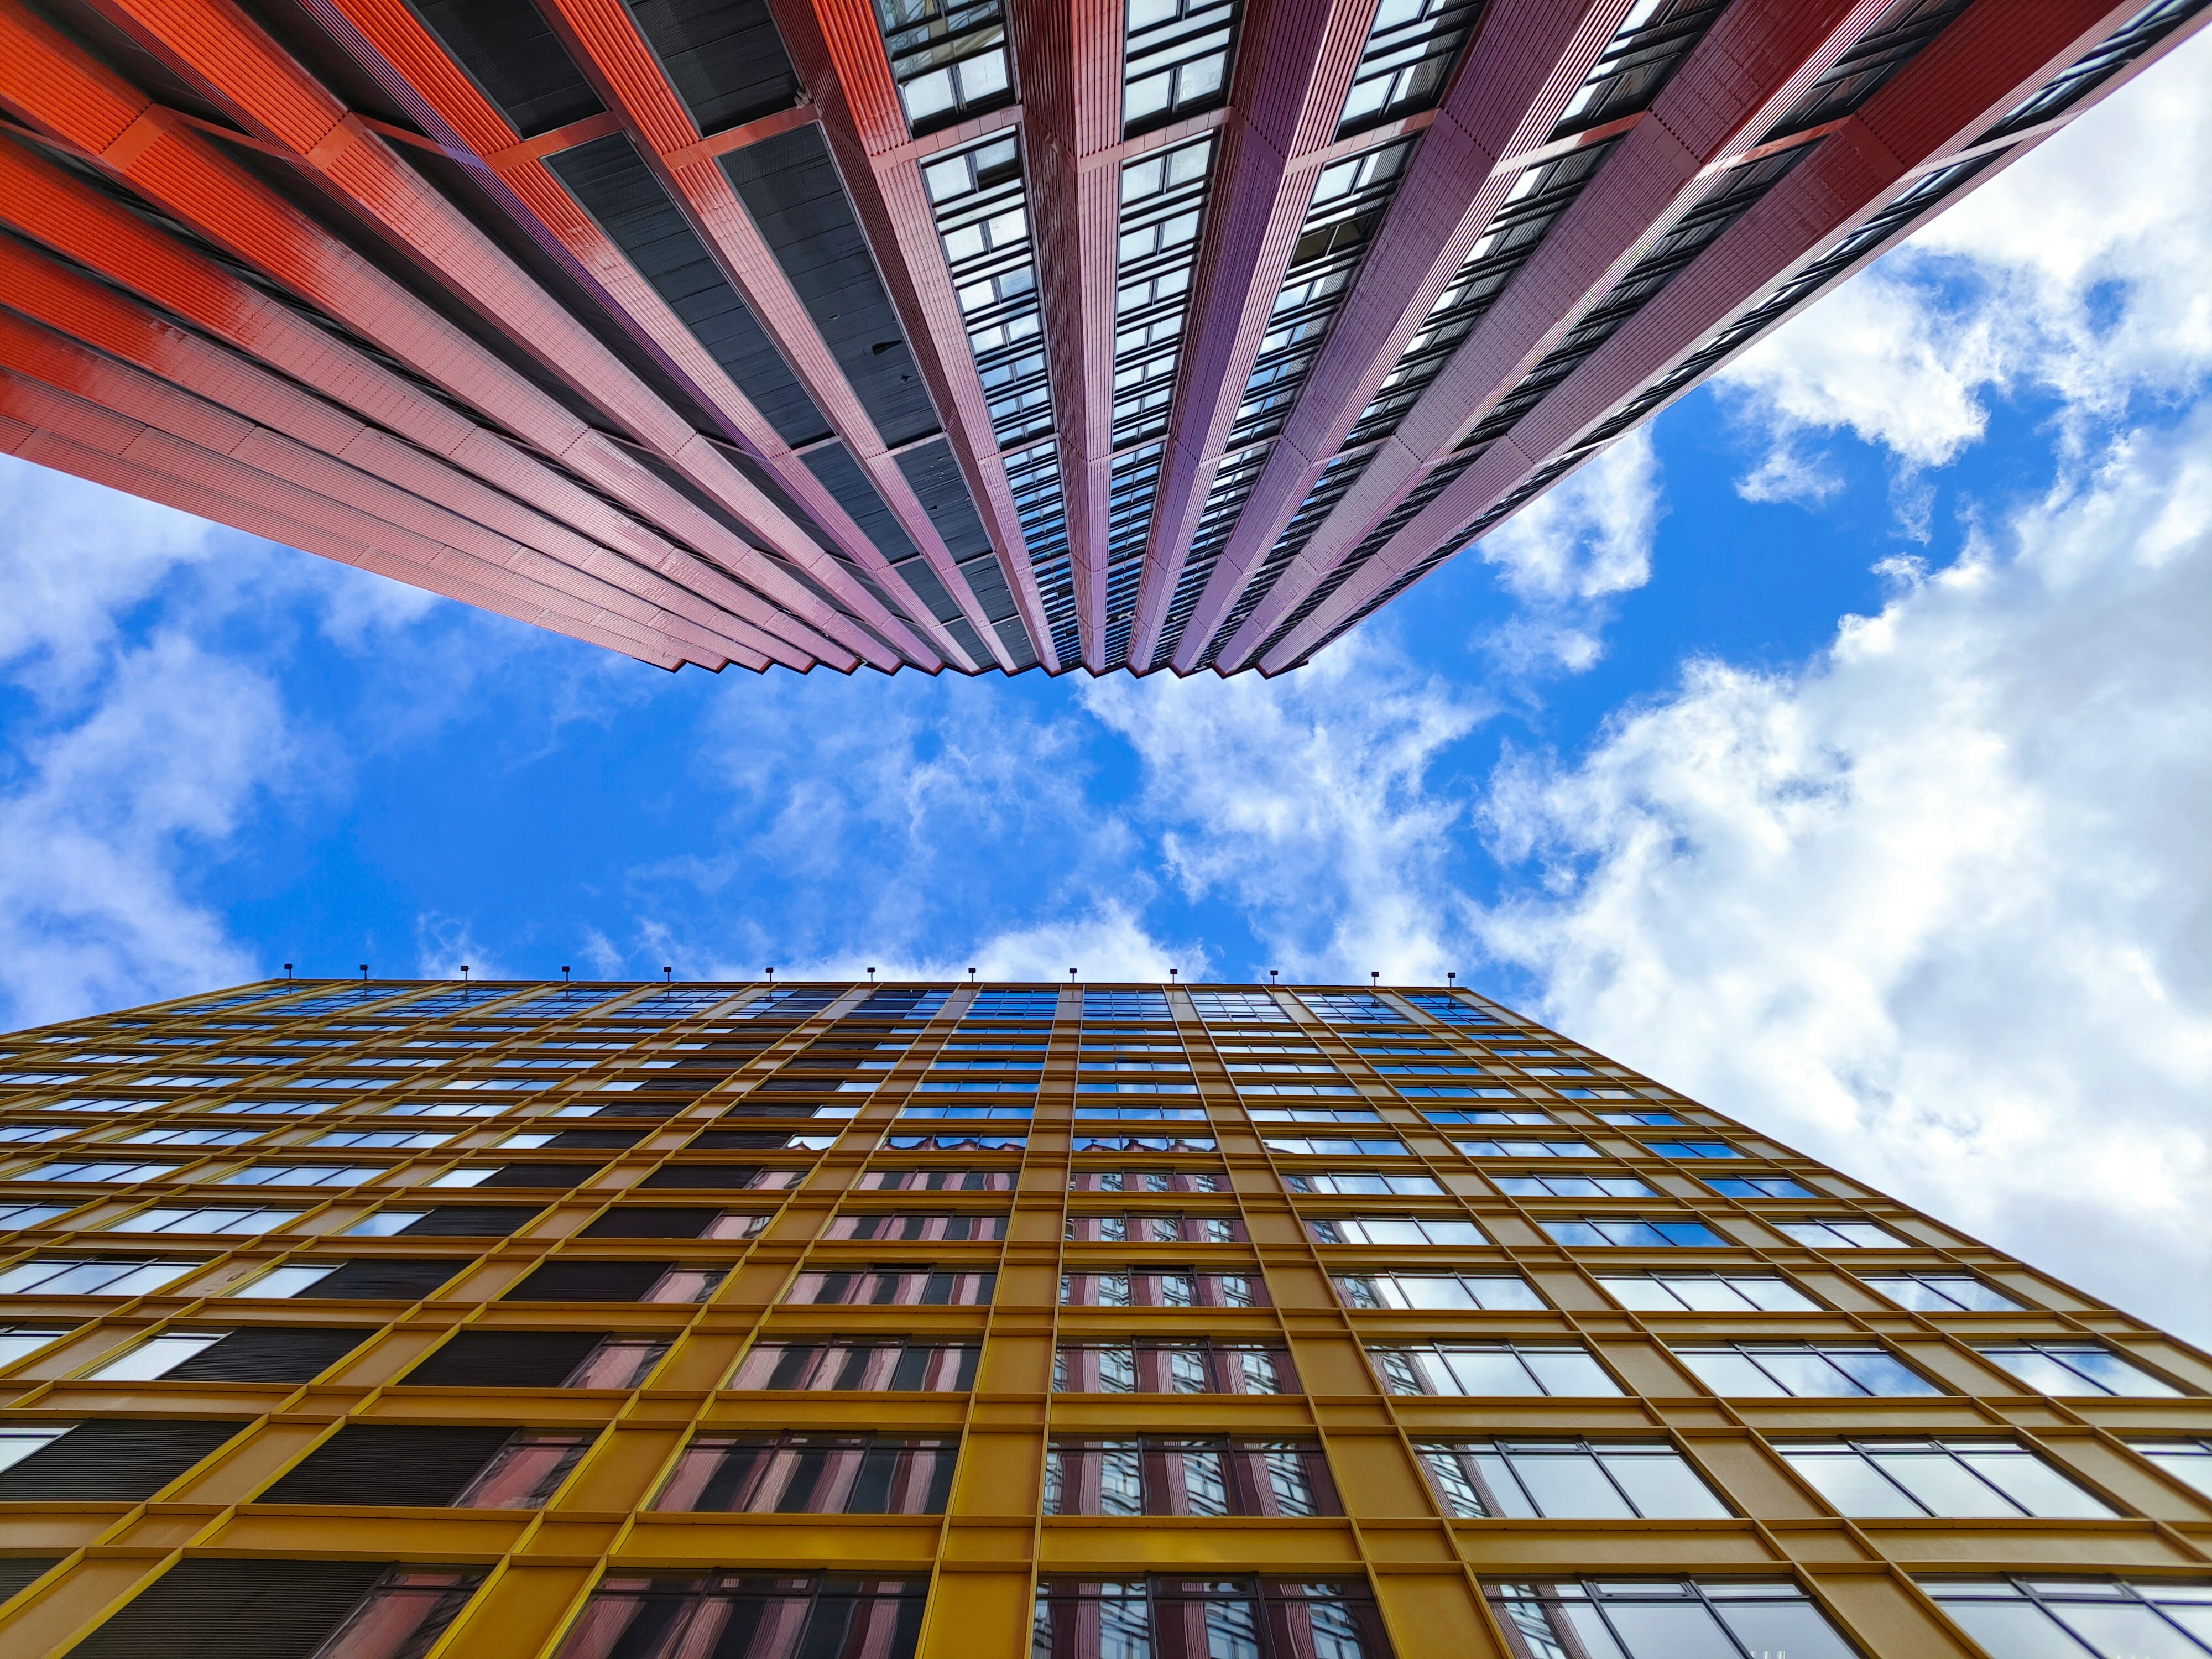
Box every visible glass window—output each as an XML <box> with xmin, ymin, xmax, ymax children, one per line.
<box><xmin>86</xmin><ymin>1332</ymin><xmax>223</xmax><ymax>1380</ymax></box>
<box><xmin>0</xmin><ymin>1326</ymin><xmax>69</xmax><ymax>1369</ymax></box>
<box><xmin>1371</xmin><ymin>1343</ymin><xmax>1619</xmax><ymax>1397</ymax></box>
<box><xmin>2135</xmin><ymin>1441</ymin><xmax>2212</xmax><ymax>1499</ymax></box>
<box><xmin>1335</xmin><ymin>1272</ymin><xmax>1539</xmax><ymax>1311</ymax></box>
<box><xmin>1337</xmin><ymin>0</ymin><xmax>1480</xmax><ymax>133</ymax></box>
<box><xmin>653</xmin><ymin>1434</ymin><xmax>956</xmax><ymax>1515</ymax></box>
<box><xmin>1706</xmin><ymin>1175</ymin><xmax>1817</xmax><ymax>1198</ymax></box>
<box><xmin>230</xmin><ymin>1265</ymin><xmax>339</xmax><ymax>1298</ymax></box>
<box><xmin>554</xmin><ymin>1574</ymin><xmax>927</xmax><ymax>1659</ymax></box>
<box><xmin>1263</xmin><ymin>1135</ymin><xmax>1406</xmax><ymax>1156</ymax></box>
<box><xmin>1455</xmin><ymin>1140</ymin><xmax>1594</xmax><ymax>1157</ymax></box>
<box><xmin>1308</xmin><ymin>1214</ymin><xmax>1484</xmax><ymax>1246</ymax></box>
<box><xmin>0</xmin><ymin>1424</ymin><xmax>69</xmax><ymax>1473</ymax></box>
<box><xmin>1673</xmin><ymin>1343</ymin><xmax>1939</xmax><ymax>1398</ymax></box>
<box><xmin>1063</xmin><ymin>1270</ymin><xmax>1262</xmax><ymax>1308</ymax></box>
<box><xmin>1542</xmin><ymin>1218</ymin><xmax>1724</xmax><ymax>1247</ymax></box>
<box><xmin>1861</xmin><ymin>1272</ymin><xmax>2020</xmax><ymax>1312</ymax></box>
<box><xmin>1284</xmin><ymin>1171</ymin><xmax>1441</xmax><ymax>1195</ymax></box>
<box><xmin>0</xmin><ymin>1258</ymin><xmax>199</xmax><ymax>1296</ymax></box>
<box><xmin>1053</xmin><ymin>1342</ymin><xmax>1292</xmax><ymax>1395</ymax></box>
<box><xmin>827</xmin><ymin>1212</ymin><xmax>1005</xmax><ymax>1241</ymax></box>
<box><xmin>1486</xmin><ymin>1579</ymin><xmax>1858</xmax><ymax>1659</ymax></box>
<box><xmin>1924</xmin><ymin>1577</ymin><xmax>2212</xmax><ymax>1659</ymax></box>
<box><xmin>1420</xmin><ymin>1439</ymin><xmax>1728</xmax><ymax>1519</ymax></box>
<box><xmin>1499</xmin><ymin>1173</ymin><xmax>1653</xmax><ymax>1198</ymax></box>
<box><xmin>1598</xmin><ymin>1273</ymin><xmax>1816</xmax><ymax>1312</ymax></box>
<box><xmin>0</xmin><ymin>1203</ymin><xmax>68</xmax><ymax>1230</ymax></box>
<box><xmin>1777</xmin><ymin>1218</ymin><xmax>1899</xmax><ymax>1248</ymax></box>
<box><xmin>1044</xmin><ymin>1438</ymin><xmax>1337</xmax><ymax>1517</ymax></box>
<box><xmin>1780</xmin><ymin>1440</ymin><xmax>2114</xmax><ymax>1519</ymax></box>
<box><xmin>783</xmin><ymin>1267</ymin><xmax>995</xmax><ymax>1307</ymax></box>
<box><xmin>1645</xmin><ymin>1140</ymin><xmax>1741</xmax><ymax>1159</ymax></box>
<box><xmin>1978</xmin><ymin>1343</ymin><xmax>2183</xmax><ymax>1399</ymax></box>
<box><xmin>729</xmin><ymin>1340</ymin><xmax>978</xmax><ymax>1391</ymax></box>
<box><xmin>1034</xmin><ymin>1577</ymin><xmax>1387</xmax><ymax>1658</ymax></box>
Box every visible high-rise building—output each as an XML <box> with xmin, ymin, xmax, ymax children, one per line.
<box><xmin>1</xmin><ymin>0</ymin><xmax>2201</xmax><ymax>675</ymax></box>
<box><xmin>0</xmin><ymin>977</ymin><xmax>2207</xmax><ymax>1658</ymax></box>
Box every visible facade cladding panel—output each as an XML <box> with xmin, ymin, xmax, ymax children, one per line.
<box><xmin>1</xmin><ymin>980</ymin><xmax>2210</xmax><ymax>1656</ymax></box>
<box><xmin>0</xmin><ymin>1</ymin><xmax>2200</xmax><ymax>674</ymax></box>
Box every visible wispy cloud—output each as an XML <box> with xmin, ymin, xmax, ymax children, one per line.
<box><xmin>1719</xmin><ymin>28</ymin><xmax>2212</xmax><ymax>484</ymax></box>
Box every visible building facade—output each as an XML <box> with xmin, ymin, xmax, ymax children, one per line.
<box><xmin>1</xmin><ymin>976</ymin><xmax>2209</xmax><ymax>1657</ymax></box>
<box><xmin>1</xmin><ymin>0</ymin><xmax>2203</xmax><ymax>675</ymax></box>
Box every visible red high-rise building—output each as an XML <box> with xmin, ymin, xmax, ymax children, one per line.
<box><xmin>0</xmin><ymin>0</ymin><xmax>2199</xmax><ymax>674</ymax></box>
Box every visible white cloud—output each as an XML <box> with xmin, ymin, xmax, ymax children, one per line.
<box><xmin>1083</xmin><ymin>639</ymin><xmax>1486</xmax><ymax>982</ymax></box>
<box><xmin>1475</xmin><ymin>428</ymin><xmax>1662</xmax><ymax>671</ymax></box>
<box><xmin>1476</xmin><ymin>403</ymin><xmax>2212</xmax><ymax>1340</ymax></box>
<box><xmin>1720</xmin><ymin>27</ymin><xmax>2212</xmax><ymax>477</ymax></box>
<box><xmin>0</xmin><ymin>630</ymin><xmax>289</xmax><ymax>1029</ymax></box>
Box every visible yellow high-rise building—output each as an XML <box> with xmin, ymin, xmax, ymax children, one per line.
<box><xmin>0</xmin><ymin>978</ymin><xmax>2205</xmax><ymax>1658</ymax></box>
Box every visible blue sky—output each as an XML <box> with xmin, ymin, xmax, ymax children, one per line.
<box><xmin>2</xmin><ymin>35</ymin><xmax>2208</xmax><ymax>1340</ymax></box>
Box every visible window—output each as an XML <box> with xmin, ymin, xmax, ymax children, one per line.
<box><xmin>1063</xmin><ymin>1270</ymin><xmax>1262</xmax><ymax>1307</ymax></box>
<box><xmin>1034</xmin><ymin>1577</ymin><xmax>1387</xmax><ymax>1657</ymax></box>
<box><xmin>1420</xmin><ymin>1439</ymin><xmax>1728</xmax><ymax>1519</ymax></box>
<box><xmin>1455</xmin><ymin>1139</ymin><xmax>1592</xmax><ymax>1157</ymax></box>
<box><xmin>1071</xmin><ymin>1169</ymin><xmax>1225</xmax><ymax>1193</ymax></box>
<box><xmin>827</xmin><ymin>1212</ymin><xmax>1004</xmax><ymax>1241</ymax></box>
<box><xmin>1923</xmin><ymin>1577</ymin><xmax>2212</xmax><ymax>1659</ymax></box>
<box><xmin>1077</xmin><ymin>1105</ymin><xmax>1207</xmax><ymax>1119</ymax></box>
<box><xmin>1486</xmin><ymin>1579</ymin><xmax>1857</xmax><ymax>1659</ymax></box>
<box><xmin>1704</xmin><ymin>1175</ymin><xmax>1816</xmax><ymax>1198</ymax></box>
<box><xmin>1284</xmin><ymin>1170</ymin><xmax>1441</xmax><ymax>1196</ymax></box>
<box><xmin>1777</xmin><ymin>1217</ymin><xmax>1899</xmax><ymax>1248</ymax></box>
<box><xmin>1308</xmin><ymin>1214</ymin><xmax>1484</xmax><ymax>1245</ymax></box>
<box><xmin>308</xmin><ymin>1130</ymin><xmax>446</xmax><ymax>1149</ymax></box>
<box><xmin>107</xmin><ymin>1206</ymin><xmax>301</xmax><ymax>1235</ymax></box>
<box><xmin>0</xmin><ymin>1326</ymin><xmax>67</xmax><ymax>1369</ymax></box>
<box><xmin>0</xmin><ymin>1125</ymin><xmax>68</xmax><ymax>1142</ymax></box>
<box><xmin>1123</xmin><ymin>0</ymin><xmax>1238</xmax><ymax>134</ymax></box>
<box><xmin>346</xmin><ymin>1206</ymin><xmax>538</xmax><ymax>1237</ymax></box>
<box><xmin>0</xmin><ymin>1424</ymin><xmax>66</xmax><ymax>1473</ymax></box>
<box><xmin>1067</xmin><ymin>1212</ymin><xmax>1240</xmax><ymax>1243</ymax></box>
<box><xmin>232</xmin><ymin>1258</ymin><xmax>465</xmax><ymax>1301</ymax></box>
<box><xmin>222</xmin><ymin>1164</ymin><xmax>379</xmax><ymax>1187</ymax></box>
<box><xmin>1245</xmin><ymin>1105</ymin><xmax>1379</xmax><ymax>1122</ymax></box>
<box><xmin>0</xmin><ymin>1417</ymin><xmax>246</xmax><ymax>1500</ymax></box>
<box><xmin>1861</xmin><ymin>1272</ymin><xmax>2020</xmax><ymax>1312</ymax></box>
<box><xmin>1602</xmin><ymin>1110</ymin><xmax>1683</xmax><ymax>1126</ymax></box>
<box><xmin>508</xmin><ymin>1261</ymin><xmax>726</xmax><ymax>1303</ymax></box>
<box><xmin>1427</xmin><ymin>1110</ymin><xmax>1557</xmax><ymax>1126</ymax></box>
<box><xmin>1373</xmin><ymin>1343</ymin><xmax>1619</xmax><ymax>1397</ymax></box>
<box><xmin>405</xmin><ymin>1332</ymin><xmax>669</xmax><ymax>1389</ymax></box>
<box><xmin>1264</xmin><ymin>1135</ymin><xmax>1406</xmax><ymax>1156</ymax></box>
<box><xmin>122</xmin><ymin>1124</ymin><xmax>254</xmax><ymax>1150</ymax></box>
<box><xmin>1673</xmin><ymin>1342</ymin><xmax>1938</xmax><ymax>1398</ymax></box>
<box><xmin>1644</xmin><ymin>1139</ymin><xmax>1740</xmax><ymax>1159</ymax></box>
<box><xmin>730</xmin><ymin>1339</ymin><xmax>978</xmax><ymax>1391</ymax></box>
<box><xmin>886</xmin><ymin>1132</ymin><xmax>1028</xmax><ymax>1152</ymax></box>
<box><xmin>0</xmin><ymin>1202</ymin><xmax>67</xmax><ymax>1229</ymax></box>
<box><xmin>784</xmin><ymin>1266</ymin><xmax>995</xmax><ymax>1306</ymax></box>
<box><xmin>1780</xmin><ymin>1439</ymin><xmax>2113</xmax><ymax>1519</ymax></box>
<box><xmin>2135</xmin><ymin>1440</ymin><xmax>2212</xmax><ymax>1498</ymax></box>
<box><xmin>902</xmin><ymin>1098</ymin><xmax>1033</xmax><ymax>1114</ymax></box>
<box><xmin>86</xmin><ymin>1332</ymin><xmax>222</xmax><ymax>1380</ymax></box>
<box><xmin>260</xmin><ymin>1423</ymin><xmax>592</xmax><ymax>1508</ymax></box>
<box><xmin>1498</xmin><ymin>1173</ymin><xmax>1654</xmax><ymax>1198</ymax></box>
<box><xmin>861</xmin><ymin>1168</ymin><xmax>1013</xmax><ymax>1192</ymax></box>
<box><xmin>1072</xmin><ymin>1133</ymin><xmax>1216</xmax><ymax>1152</ymax></box>
<box><xmin>1977</xmin><ymin>1342</ymin><xmax>2182</xmax><ymax>1398</ymax></box>
<box><xmin>17</xmin><ymin>1159</ymin><xmax>182</xmax><ymax>1182</ymax></box>
<box><xmin>1599</xmin><ymin>1273</ymin><xmax>1817</xmax><ymax>1312</ymax></box>
<box><xmin>1337</xmin><ymin>0</ymin><xmax>1480</xmax><ymax>134</ymax></box>
<box><xmin>1190</xmin><ymin>990</ymin><xmax>1288</xmax><ymax>1021</ymax></box>
<box><xmin>1542</xmin><ymin>1218</ymin><xmax>1724</xmax><ymax>1247</ymax></box>
<box><xmin>72</xmin><ymin>1563</ymin><xmax>482</xmax><ymax>1658</ymax></box>
<box><xmin>1054</xmin><ymin>1341</ymin><xmax>1292</xmax><ymax>1394</ymax></box>
<box><xmin>582</xmin><ymin>1208</ymin><xmax>767</xmax><ymax>1240</ymax></box>
<box><xmin>555</xmin><ymin>1573</ymin><xmax>927</xmax><ymax>1659</ymax></box>
<box><xmin>1045</xmin><ymin>1438</ymin><xmax>1337</xmax><ymax>1516</ymax></box>
<box><xmin>1337</xmin><ymin>1272</ymin><xmax>1541</xmax><ymax>1311</ymax></box>
<box><xmin>654</xmin><ymin>1434</ymin><xmax>956</xmax><ymax>1514</ymax></box>
<box><xmin>0</xmin><ymin>1257</ymin><xmax>198</xmax><ymax>1296</ymax></box>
